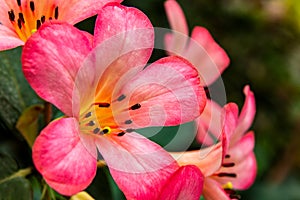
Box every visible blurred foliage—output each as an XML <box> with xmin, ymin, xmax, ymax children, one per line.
<box><xmin>1</xmin><ymin>0</ymin><xmax>300</xmax><ymax>199</ymax></box>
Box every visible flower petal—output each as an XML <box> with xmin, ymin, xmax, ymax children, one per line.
<box><xmin>203</xmin><ymin>178</ymin><xmax>230</xmax><ymax>200</ymax></box>
<box><xmin>158</xmin><ymin>165</ymin><xmax>204</xmax><ymax>200</ymax></box>
<box><xmin>233</xmin><ymin>85</ymin><xmax>256</xmax><ymax>143</ymax></box>
<box><xmin>171</xmin><ymin>142</ymin><xmax>223</xmax><ymax>177</ymax></box>
<box><xmin>95</xmin><ymin>132</ymin><xmax>179</xmax><ymax>199</ymax></box>
<box><xmin>184</xmin><ymin>27</ymin><xmax>230</xmax><ymax>86</ymax></box>
<box><xmin>0</xmin><ymin>25</ymin><xmax>24</xmax><ymax>50</ymax></box>
<box><xmin>112</xmin><ymin>56</ymin><xmax>206</xmax><ymax>128</ymax></box>
<box><xmin>32</xmin><ymin>118</ymin><xmax>97</xmax><ymax>196</ymax></box>
<box><xmin>59</xmin><ymin>0</ymin><xmax>123</xmax><ymax>24</ymax></box>
<box><xmin>164</xmin><ymin>0</ymin><xmax>189</xmax><ymax>54</ymax></box>
<box><xmin>22</xmin><ymin>22</ymin><xmax>93</xmax><ymax>117</ymax></box>
<box><xmin>0</xmin><ymin>0</ymin><xmax>13</xmax><ymax>27</ymax></box>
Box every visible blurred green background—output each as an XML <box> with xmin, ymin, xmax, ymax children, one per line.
<box><xmin>1</xmin><ymin>0</ymin><xmax>300</xmax><ymax>199</ymax></box>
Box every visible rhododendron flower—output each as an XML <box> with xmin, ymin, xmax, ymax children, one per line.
<box><xmin>164</xmin><ymin>0</ymin><xmax>230</xmax><ymax>86</ymax></box>
<box><xmin>0</xmin><ymin>0</ymin><xmax>122</xmax><ymax>50</ymax></box>
<box><xmin>171</xmin><ymin>85</ymin><xmax>256</xmax><ymax>199</ymax></box>
<box><xmin>22</xmin><ymin>3</ymin><xmax>207</xmax><ymax>198</ymax></box>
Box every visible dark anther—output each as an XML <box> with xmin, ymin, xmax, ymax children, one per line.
<box><xmin>130</xmin><ymin>103</ymin><xmax>141</xmax><ymax>110</ymax></box>
<box><xmin>30</xmin><ymin>1</ymin><xmax>35</xmax><ymax>12</ymax></box>
<box><xmin>102</xmin><ymin>128</ymin><xmax>109</xmax><ymax>134</ymax></box>
<box><xmin>49</xmin><ymin>17</ymin><xmax>52</xmax><ymax>20</ymax></box>
<box><xmin>117</xmin><ymin>94</ymin><xmax>126</xmax><ymax>101</ymax></box>
<box><xmin>97</xmin><ymin>103</ymin><xmax>110</xmax><ymax>108</ymax></box>
<box><xmin>87</xmin><ymin>121</ymin><xmax>95</xmax><ymax>126</ymax></box>
<box><xmin>17</xmin><ymin>18</ymin><xmax>22</xmax><ymax>29</ymax></box>
<box><xmin>126</xmin><ymin>128</ymin><xmax>135</xmax><ymax>133</ymax></box>
<box><xmin>8</xmin><ymin>10</ymin><xmax>15</xmax><ymax>21</ymax></box>
<box><xmin>125</xmin><ymin>120</ymin><xmax>132</xmax><ymax>124</ymax></box>
<box><xmin>18</xmin><ymin>13</ymin><xmax>25</xmax><ymax>23</ymax></box>
<box><xmin>17</xmin><ymin>0</ymin><xmax>21</xmax><ymax>6</ymax></box>
<box><xmin>217</xmin><ymin>172</ymin><xmax>237</xmax><ymax>178</ymax></box>
<box><xmin>85</xmin><ymin>112</ymin><xmax>92</xmax><ymax>118</ymax></box>
<box><xmin>36</xmin><ymin>19</ymin><xmax>41</xmax><ymax>29</ymax></box>
<box><xmin>224</xmin><ymin>189</ymin><xmax>236</xmax><ymax>195</ymax></box>
<box><xmin>54</xmin><ymin>6</ymin><xmax>59</xmax><ymax>19</ymax></box>
<box><xmin>225</xmin><ymin>154</ymin><xmax>231</xmax><ymax>159</ymax></box>
<box><xmin>41</xmin><ymin>15</ymin><xmax>45</xmax><ymax>23</ymax></box>
<box><xmin>93</xmin><ymin>128</ymin><xmax>100</xmax><ymax>134</ymax></box>
<box><xmin>222</xmin><ymin>163</ymin><xmax>235</xmax><ymax>168</ymax></box>
<box><xmin>117</xmin><ymin>131</ymin><xmax>125</xmax><ymax>136</ymax></box>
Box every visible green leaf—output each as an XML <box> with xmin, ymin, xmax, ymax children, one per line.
<box><xmin>0</xmin><ymin>47</ymin><xmax>41</xmax><ymax>132</ymax></box>
<box><xmin>16</xmin><ymin>104</ymin><xmax>44</xmax><ymax>147</ymax></box>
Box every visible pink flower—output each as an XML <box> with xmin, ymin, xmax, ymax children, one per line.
<box><xmin>171</xmin><ymin>85</ymin><xmax>257</xmax><ymax>199</ymax></box>
<box><xmin>0</xmin><ymin>0</ymin><xmax>122</xmax><ymax>50</ymax></box>
<box><xmin>164</xmin><ymin>0</ymin><xmax>230</xmax><ymax>86</ymax></box>
<box><xmin>22</xmin><ymin>3</ymin><xmax>207</xmax><ymax>198</ymax></box>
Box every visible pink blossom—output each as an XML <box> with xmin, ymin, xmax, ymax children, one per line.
<box><xmin>22</xmin><ymin>3</ymin><xmax>207</xmax><ymax>198</ymax></box>
<box><xmin>164</xmin><ymin>0</ymin><xmax>230</xmax><ymax>86</ymax></box>
<box><xmin>171</xmin><ymin>85</ymin><xmax>256</xmax><ymax>199</ymax></box>
<box><xmin>0</xmin><ymin>0</ymin><xmax>122</xmax><ymax>50</ymax></box>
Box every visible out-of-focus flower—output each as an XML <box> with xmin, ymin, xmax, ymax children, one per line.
<box><xmin>171</xmin><ymin>85</ymin><xmax>256</xmax><ymax>200</ymax></box>
<box><xmin>164</xmin><ymin>0</ymin><xmax>230</xmax><ymax>86</ymax></box>
<box><xmin>0</xmin><ymin>0</ymin><xmax>122</xmax><ymax>50</ymax></box>
<box><xmin>22</xmin><ymin>3</ymin><xmax>207</xmax><ymax>198</ymax></box>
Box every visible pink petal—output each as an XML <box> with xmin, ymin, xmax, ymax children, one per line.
<box><xmin>196</xmin><ymin>100</ymin><xmax>223</xmax><ymax>145</ymax></box>
<box><xmin>59</xmin><ymin>0</ymin><xmax>123</xmax><ymax>24</ymax></box>
<box><xmin>164</xmin><ymin>0</ymin><xmax>189</xmax><ymax>54</ymax></box>
<box><xmin>222</xmin><ymin>103</ymin><xmax>239</xmax><ymax>145</ymax></box>
<box><xmin>158</xmin><ymin>165</ymin><xmax>204</xmax><ymax>200</ymax></box>
<box><xmin>95</xmin><ymin>132</ymin><xmax>179</xmax><ymax>199</ymax></box>
<box><xmin>22</xmin><ymin>22</ymin><xmax>93</xmax><ymax>117</ymax></box>
<box><xmin>203</xmin><ymin>178</ymin><xmax>230</xmax><ymax>200</ymax></box>
<box><xmin>184</xmin><ymin>27</ymin><xmax>230</xmax><ymax>86</ymax></box>
<box><xmin>112</xmin><ymin>56</ymin><xmax>206</xmax><ymax>128</ymax></box>
<box><xmin>232</xmin><ymin>85</ymin><xmax>256</xmax><ymax>143</ymax></box>
<box><xmin>171</xmin><ymin>142</ymin><xmax>223</xmax><ymax>177</ymax></box>
<box><xmin>0</xmin><ymin>25</ymin><xmax>24</xmax><ymax>50</ymax></box>
<box><xmin>32</xmin><ymin>118</ymin><xmax>97</xmax><ymax>196</ymax></box>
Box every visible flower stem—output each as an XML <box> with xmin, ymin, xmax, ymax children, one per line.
<box><xmin>44</xmin><ymin>102</ymin><xmax>52</xmax><ymax>125</ymax></box>
<box><xmin>0</xmin><ymin>167</ymin><xmax>32</xmax><ymax>184</ymax></box>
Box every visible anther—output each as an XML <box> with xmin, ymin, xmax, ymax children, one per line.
<box><xmin>19</xmin><ymin>13</ymin><xmax>25</xmax><ymax>23</ymax></box>
<box><xmin>117</xmin><ymin>94</ymin><xmax>126</xmax><ymax>101</ymax></box>
<box><xmin>85</xmin><ymin>112</ymin><xmax>92</xmax><ymax>118</ymax></box>
<box><xmin>95</xmin><ymin>102</ymin><xmax>110</xmax><ymax>108</ymax></box>
<box><xmin>87</xmin><ymin>121</ymin><xmax>95</xmax><ymax>126</ymax></box>
<box><xmin>17</xmin><ymin>0</ymin><xmax>21</xmax><ymax>7</ymax></box>
<box><xmin>17</xmin><ymin>18</ymin><xmax>22</xmax><ymax>29</ymax></box>
<box><xmin>101</xmin><ymin>126</ymin><xmax>111</xmax><ymax>134</ymax></box>
<box><xmin>130</xmin><ymin>103</ymin><xmax>141</xmax><ymax>110</ymax></box>
<box><xmin>125</xmin><ymin>120</ymin><xmax>132</xmax><ymax>124</ymax></box>
<box><xmin>117</xmin><ymin>131</ymin><xmax>125</xmax><ymax>136</ymax></box>
<box><xmin>93</xmin><ymin>128</ymin><xmax>100</xmax><ymax>134</ymax></box>
<box><xmin>8</xmin><ymin>10</ymin><xmax>15</xmax><ymax>21</ymax></box>
<box><xmin>225</xmin><ymin>154</ymin><xmax>231</xmax><ymax>158</ymax></box>
<box><xmin>126</xmin><ymin>128</ymin><xmax>135</xmax><ymax>133</ymax></box>
<box><xmin>217</xmin><ymin>173</ymin><xmax>237</xmax><ymax>178</ymax></box>
<box><xmin>30</xmin><ymin>1</ymin><xmax>35</xmax><ymax>12</ymax></box>
<box><xmin>54</xmin><ymin>6</ymin><xmax>59</xmax><ymax>19</ymax></box>
<box><xmin>36</xmin><ymin>20</ymin><xmax>41</xmax><ymax>29</ymax></box>
<box><xmin>222</xmin><ymin>163</ymin><xmax>235</xmax><ymax>168</ymax></box>
<box><xmin>41</xmin><ymin>16</ymin><xmax>45</xmax><ymax>23</ymax></box>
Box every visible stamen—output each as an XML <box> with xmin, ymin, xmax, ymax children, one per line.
<box><xmin>225</xmin><ymin>154</ymin><xmax>231</xmax><ymax>158</ymax></box>
<box><xmin>8</xmin><ymin>10</ymin><xmax>15</xmax><ymax>21</ymax></box>
<box><xmin>222</xmin><ymin>163</ymin><xmax>235</xmax><ymax>168</ymax></box>
<box><xmin>41</xmin><ymin>16</ymin><xmax>45</xmax><ymax>23</ymax></box>
<box><xmin>36</xmin><ymin>20</ymin><xmax>41</xmax><ymax>29</ymax></box>
<box><xmin>124</xmin><ymin>120</ymin><xmax>132</xmax><ymax>124</ymax></box>
<box><xmin>85</xmin><ymin>112</ymin><xmax>92</xmax><ymax>118</ymax></box>
<box><xmin>117</xmin><ymin>132</ymin><xmax>125</xmax><ymax>136</ymax></box>
<box><xmin>126</xmin><ymin>128</ymin><xmax>135</xmax><ymax>133</ymax></box>
<box><xmin>54</xmin><ymin>6</ymin><xmax>59</xmax><ymax>19</ymax></box>
<box><xmin>17</xmin><ymin>0</ymin><xmax>21</xmax><ymax>7</ymax></box>
<box><xmin>30</xmin><ymin>1</ymin><xmax>35</xmax><ymax>12</ymax></box>
<box><xmin>87</xmin><ymin>121</ymin><xmax>95</xmax><ymax>126</ymax></box>
<box><xmin>19</xmin><ymin>13</ymin><xmax>25</xmax><ymax>23</ymax></box>
<box><xmin>17</xmin><ymin>18</ymin><xmax>22</xmax><ymax>29</ymax></box>
<box><xmin>95</xmin><ymin>102</ymin><xmax>110</xmax><ymax>108</ymax></box>
<box><xmin>130</xmin><ymin>103</ymin><xmax>141</xmax><ymax>110</ymax></box>
<box><xmin>117</xmin><ymin>94</ymin><xmax>126</xmax><ymax>101</ymax></box>
<box><xmin>217</xmin><ymin>173</ymin><xmax>237</xmax><ymax>178</ymax></box>
<box><xmin>93</xmin><ymin>128</ymin><xmax>100</xmax><ymax>134</ymax></box>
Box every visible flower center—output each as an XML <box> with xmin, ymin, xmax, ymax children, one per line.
<box><xmin>7</xmin><ymin>0</ymin><xmax>59</xmax><ymax>41</ymax></box>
